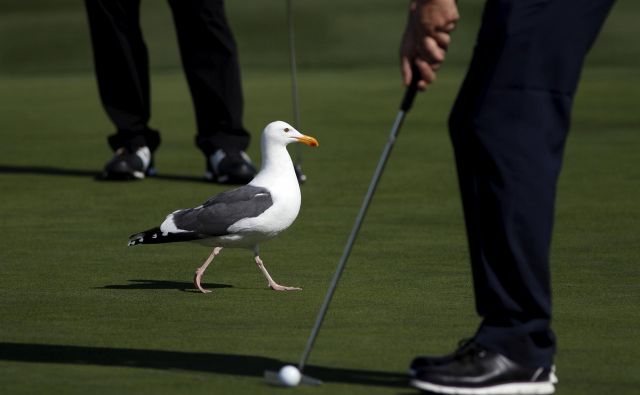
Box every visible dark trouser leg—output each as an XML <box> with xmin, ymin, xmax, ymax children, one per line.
<box><xmin>449</xmin><ymin>0</ymin><xmax>614</xmax><ymax>368</ymax></box>
<box><xmin>84</xmin><ymin>0</ymin><xmax>160</xmax><ymax>151</ymax></box>
<box><xmin>168</xmin><ymin>0</ymin><xmax>249</xmax><ymax>155</ymax></box>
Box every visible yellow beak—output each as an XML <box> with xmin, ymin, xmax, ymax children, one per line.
<box><xmin>296</xmin><ymin>135</ymin><xmax>319</xmax><ymax>147</ymax></box>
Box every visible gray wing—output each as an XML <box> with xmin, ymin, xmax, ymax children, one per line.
<box><xmin>170</xmin><ymin>185</ymin><xmax>273</xmax><ymax>236</ymax></box>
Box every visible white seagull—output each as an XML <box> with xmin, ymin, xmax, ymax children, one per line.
<box><xmin>128</xmin><ymin>121</ymin><xmax>319</xmax><ymax>293</ymax></box>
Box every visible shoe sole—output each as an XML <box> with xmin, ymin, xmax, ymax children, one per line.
<box><xmin>204</xmin><ymin>171</ymin><xmax>226</xmax><ymax>183</ymax></box>
<box><xmin>409</xmin><ymin>367</ymin><xmax>558</xmax><ymax>384</ymax></box>
<box><xmin>101</xmin><ymin>171</ymin><xmax>144</xmax><ymax>180</ymax></box>
<box><xmin>204</xmin><ymin>171</ymin><xmax>253</xmax><ymax>185</ymax></box>
<box><xmin>410</xmin><ymin>379</ymin><xmax>554</xmax><ymax>394</ymax></box>
<box><xmin>102</xmin><ymin>167</ymin><xmax>155</xmax><ymax>181</ymax></box>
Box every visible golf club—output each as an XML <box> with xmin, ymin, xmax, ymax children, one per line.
<box><xmin>286</xmin><ymin>0</ymin><xmax>306</xmax><ymax>184</ymax></box>
<box><xmin>264</xmin><ymin>75</ymin><xmax>420</xmax><ymax>386</ymax></box>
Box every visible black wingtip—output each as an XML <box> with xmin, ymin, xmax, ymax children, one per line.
<box><xmin>127</xmin><ymin>227</ymin><xmax>202</xmax><ymax>246</ymax></box>
<box><xmin>127</xmin><ymin>227</ymin><xmax>162</xmax><ymax>246</ymax></box>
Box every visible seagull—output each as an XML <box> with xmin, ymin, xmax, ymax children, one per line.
<box><xmin>128</xmin><ymin>121</ymin><xmax>319</xmax><ymax>293</ymax></box>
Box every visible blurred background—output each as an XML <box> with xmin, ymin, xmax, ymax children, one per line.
<box><xmin>1</xmin><ymin>0</ymin><xmax>637</xmax><ymax>173</ymax></box>
<box><xmin>1</xmin><ymin>0</ymin><xmax>637</xmax><ymax>73</ymax></box>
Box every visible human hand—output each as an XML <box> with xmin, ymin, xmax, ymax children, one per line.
<box><xmin>400</xmin><ymin>0</ymin><xmax>460</xmax><ymax>91</ymax></box>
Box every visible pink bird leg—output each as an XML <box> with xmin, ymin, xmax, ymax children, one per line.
<box><xmin>193</xmin><ymin>247</ymin><xmax>222</xmax><ymax>293</ymax></box>
<box><xmin>254</xmin><ymin>254</ymin><xmax>302</xmax><ymax>291</ymax></box>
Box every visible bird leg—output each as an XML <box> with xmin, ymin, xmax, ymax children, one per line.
<box><xmin>254</xmin><ymin>254</ymin><xmax>301</xmax><ymax>291</ymax></box>
<box><xmin>193</xmin><ymin>247</ymin><xmax>222</xmax><ymax>293</ymax></box>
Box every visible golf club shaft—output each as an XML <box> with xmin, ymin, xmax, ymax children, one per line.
<box><xmin>298</xmin><ymin>81</ymin><xmax>419</xmax><ymax>371</ymax></box>
<box><xmin>286</xmin><ymin>0</ymin><xmax>303</xmax><ymax>164</ymax></box>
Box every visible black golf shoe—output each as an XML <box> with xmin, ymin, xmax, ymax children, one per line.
<box><xmin>409</xmin><ymin>339</ymin><xmax>475</xmax><ymax>376</ymax></box>
<box><xmin>410</xmin><ymin>341</ymin><xmax>556</xmax><ymax>394</ymax></box>
<box><xmin>205</xmin><ymin>149</ymin><xmax>256</xmax><ymax>184</ymax></box>
<box><xmin>102</xmin><ymin>146</ymin><xmax>155</xmax><ymax>180</ymax></box>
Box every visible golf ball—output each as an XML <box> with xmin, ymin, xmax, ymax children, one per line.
<box><xmin>278</xmin><ymin>365</ymin><xmax>301</xmax><ymax>387</ymax></box>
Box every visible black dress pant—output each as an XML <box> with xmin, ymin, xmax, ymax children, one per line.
<box><xmin>85</xmin><ymin>0</ymin><xmax>250</xmax><ymax>154</ymax></box>
<box><xmin>449</xmin><ymin>0</ymin><xmax>614</xmax><ymax>367</ymax></box>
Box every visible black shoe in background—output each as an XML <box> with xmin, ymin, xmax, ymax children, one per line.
<box><xmin>410</xmin><ymin>341</ymin><xmax>556</xmax><ymax>394</ymax></box>
<box><xmin>205</xmin><ymin>149</ymin><xmax>256</xmax><ymax>184</ymax></box>
<box><xmin>102</xmin><ymin>146</ymin><xmax>154</xmax><ymax>180</ymax></box>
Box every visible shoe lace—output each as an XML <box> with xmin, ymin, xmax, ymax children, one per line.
<box><xmin>454</xmin><ymin>338</ymin><xmax>474</xmax><ymax>356</ymax></box>
<box><xmin>454</xmin><ymin>339</ymin><xmax>488</xmax><ymax>361</ymax></box>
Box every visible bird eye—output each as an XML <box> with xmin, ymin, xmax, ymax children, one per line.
<box><xmin>284</xmin><ymin>128</ymin><xmax>290</xmax><ymax>132</ymax></box>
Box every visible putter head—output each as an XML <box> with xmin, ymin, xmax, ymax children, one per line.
<box><xmin>264</xmin><ymin>369</ymin><xmax>323</xmax><ymax>386</ymax></box>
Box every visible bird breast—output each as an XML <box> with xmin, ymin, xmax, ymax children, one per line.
<box><xmin>228</xmin><ymin>179</ymin><xmax>301</xmax><ymax>236</ymax></box>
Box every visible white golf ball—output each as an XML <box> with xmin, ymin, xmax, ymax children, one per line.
<box><xmin>278</xmin><ymin>365</ymin><xmax>301</xmax><ymax>387</ymax></box>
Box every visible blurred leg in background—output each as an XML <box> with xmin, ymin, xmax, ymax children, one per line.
<box><xmin>85</xmin><ymin>0</ymin><xmax>159</xmax><ymax>179</ymax></box>
<box><xmin>169</xmin><ymin>0</ymin><xmax>255</xmax><ymax>184</ymax></box>
<box><xmin>84</xmin><ymin>0</ymin><xmax>254</xmax><ymax>183</ymax></box>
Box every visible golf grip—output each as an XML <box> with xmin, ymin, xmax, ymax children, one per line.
<box><xmin>298</xmin><ymin>78</ymin><xmax>420</xmax><ymax>371</ymax></box>
<box><xmin>401</xmin><ymin>71</ymin><xmax>420</xmax><ymax>112</ymax></box>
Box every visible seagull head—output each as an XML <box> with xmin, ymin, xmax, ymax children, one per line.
<box><xmin>262</xmin><ymin>121</ymin><xmax>319</xmax><ymax>148</ymax></box>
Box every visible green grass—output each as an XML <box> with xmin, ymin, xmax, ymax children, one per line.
<box><xmin>1</xmin><ymin>1</ymin><xmax>639</xmax><ymax>394</ymax></box>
